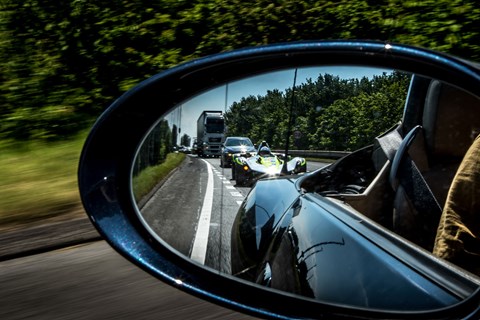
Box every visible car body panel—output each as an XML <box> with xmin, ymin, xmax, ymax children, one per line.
<box><xmin>231</xmin><ymin>177</ymin><xmax>301</xmax><ymax>279</ymax></box>
<box><xmin>232</xmin><ymin>176</ymin><xmax>471</xmax><ymax>310</ymax></box>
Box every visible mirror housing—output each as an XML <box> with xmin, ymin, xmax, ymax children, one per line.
<box><xmin>78</xmin><ymin>41</ymin><xmax>480</xmax><ymax>319</ymax></box>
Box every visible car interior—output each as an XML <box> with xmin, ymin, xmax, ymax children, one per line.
<box><xmin>300</xmin><ymin>75</ymin><xmax>480</xmax><ymax>259</ymax></box>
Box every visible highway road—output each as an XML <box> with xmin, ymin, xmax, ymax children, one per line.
<box><xmin>0</xmin><ymin>241</ymin><xmax>258</xmax><ymax>320</ymax></box>
<box><xmin>0</xmin><ymin>156</ymin><xmax>327</xmax><ymax>320</ymax></box>
<box><xmin>139</xmin><ymin>156</ymin><xmax>327</xmax><ymax>274</ymax></box>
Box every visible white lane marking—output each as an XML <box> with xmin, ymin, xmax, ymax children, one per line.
<box><xmin>237</xmin><ymin>200</ymin><xmax>244</xmax><ymax>206</ymax></box>
<box><xmin>230</xmin><ymin>191</ymin><xmax>243</xmax><ymax>197</ymax></box>
<box><xmin>225</xmin><ymin>185</ymin><xmax>235</xmax><ymax>190</ymax></box>
<box><xmin>190</xmin><ymin>160</ymin><xmax>214</xmax><ymax>264</ymax></box>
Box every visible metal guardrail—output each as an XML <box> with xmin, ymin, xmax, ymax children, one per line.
<box><xmin>272</xmin><ymin>149</ymin><xmax>350</xmax><ymax>159</ymax></box>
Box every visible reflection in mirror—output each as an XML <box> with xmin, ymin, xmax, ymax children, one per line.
<box><xmin>132</xmin><ymin>66</ymin><xmax>480</xmax><ymax>310</ymax></box>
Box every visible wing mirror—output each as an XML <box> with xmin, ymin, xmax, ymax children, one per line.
<box><xmin>78</xmin><ymin>41</ymin><xmax>480</xmax><ymax>319</ymax></box>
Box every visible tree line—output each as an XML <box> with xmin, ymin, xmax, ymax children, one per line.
<box><xmin>134</xmin><ymin>119</ymin><xmax>171</xmax><ymax>175</ymax></box>
<box><xmin>1</xmin><ymin>0</ymin><xmax>479</xmax><ymax>141</ymax></box>
<box><xmin>225</xmin><ymin>71</ymin><xmax>410</xmax><ymax>151</ymax></box>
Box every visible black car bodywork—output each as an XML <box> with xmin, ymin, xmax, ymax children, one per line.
<box><xmin>231</xmin><ymin>177</ymin><xmax>468</xmax><ymax>309</ymax></box>
<box><xmin>231</xmin><ymin>75</ymin><xmax>480</xmax><ymax>310</ymax></box>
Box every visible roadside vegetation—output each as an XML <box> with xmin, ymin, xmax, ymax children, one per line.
<box><xmin>132</xmin><ymin>152</ymin><xmax>186</xmax><ymax>203</ymax></box>
<box><xmin>2</xmin><ymin>1</ymin><xmax>479</xmax><ymax>143</ymax></box>
<box><xmin>226</xmin><ymin>72</ymin><xmax>410</xmax><ymax>151</ymax></box>
<box><xmin>0</xmin><ymin>128</ymin><xmax>184</xmax><ymax>227</ymax></box>
<box><xmin>0</xmin><ymin>132</ymin><xmax>87</xmax><ymax>226</ymax></box>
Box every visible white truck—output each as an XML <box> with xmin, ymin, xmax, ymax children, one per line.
<box><xmin>196</xmin><ymin>110</ymin><xmax>225</xmax><ymax>157</ymax></box>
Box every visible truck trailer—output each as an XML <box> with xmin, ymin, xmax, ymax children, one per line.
<box><xmin>196</xmin><ymin>110</ymin><xmax>225</xmax><ymax>157</ymax></box>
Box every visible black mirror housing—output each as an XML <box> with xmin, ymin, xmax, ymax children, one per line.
<box><xmin>78</xmin><ymin>40</ymin><xmax>480</xmax><ymax>319</ymax></box>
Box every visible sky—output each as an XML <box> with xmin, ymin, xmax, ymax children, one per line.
<box><xmin>164</xmin><ymin>66</ymin><xmax>393</xmax><ymax>145</ymax></box>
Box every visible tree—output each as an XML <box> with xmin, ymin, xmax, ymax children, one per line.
<box><xmin>180</xmin><ymin>133</ymin><xmax>191</xmax><ymax>147</ymax></box>
<box><xmin>225</xmin><ymin>71</ymin><xmax>410</xmax><ymax>151</ymax></box>
<box><xmin>1</xmin><ymin>0</ymin><xmax>479</xmax><ymax>141</ymax></box>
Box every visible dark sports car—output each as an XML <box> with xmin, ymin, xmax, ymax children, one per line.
<box><xmin>220</xmin><ymin>136</ymin><xmax>256</xmax><ymax>168</ymax></box>
<box><xmin>231</xmin><ymin>146</ymin><xmax>306</xmax><ymax>186</ymax></box>
<box><xmin>231</xmin><ymin>75</ymin><xmax>480</xmax><ymax>310</ymax></box>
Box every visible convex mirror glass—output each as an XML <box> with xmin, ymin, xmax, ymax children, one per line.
<box><xmin>133</xmin><ymin>66</ymin><xmax>403</xmax><ymax>268</ymax></box>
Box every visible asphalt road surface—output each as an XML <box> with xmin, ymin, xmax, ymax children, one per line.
<box><xmin>139</xmin><ymin>155</ymin><xmax>327</xmax><ymax>274</ymax></box>
<box><xmin>0</xmin><ymin>241</ymin><xmax>258</xmax><ymax>320</ymax></box>
<box><xmin>139</xmin><ymin>156</ymin><xmax>250</xmax><ymax>274</ymax></box>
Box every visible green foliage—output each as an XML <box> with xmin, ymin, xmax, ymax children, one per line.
<box><xmin>225</xmin><ymin>71</ymin><xmax>410</xmax><ymax>151</ymax></box>
<box><xmin>180</xmin><ymin>133</ymin><xmax>191</xmax><ymax>147</ymax></box>
<box><xmin>0</xmin><ymin>131</ymin><xmax>87</xmax><ymax>226</ymax></box>
<box><xmin>1</xmin><ymin>0</ymin><xmax>480</xmax><ymax>141</ymax></box>
<box><xmin>134</xmin><ymin>119</ymin><xmax>173</xmax><ymax>175</ymax></box>
<box><xmin>132</xmin><ymin>152</ymin><xmax>186</xmax><ymax>202</ymax></box>
<box><xmin>171</xmin><ymin>124</ymin><xmax>178</xmax><ymax>147</ymax></box>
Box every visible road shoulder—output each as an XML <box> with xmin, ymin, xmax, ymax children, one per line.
<box><xmin>0</xmin><ymin>209</ymin><xmax>100</xmax><ymax>260</ymax></box>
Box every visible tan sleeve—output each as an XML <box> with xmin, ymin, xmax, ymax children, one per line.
<box><xmin>433</xmin><ymin>134</ymin><xmax>480</xmax><ymax>275</ymax></box>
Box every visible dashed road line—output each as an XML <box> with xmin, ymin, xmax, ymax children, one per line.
<box><xmin>215</xmin><ymin>165</ymin><xmax>245</xmax><ymax>204</ymax></box>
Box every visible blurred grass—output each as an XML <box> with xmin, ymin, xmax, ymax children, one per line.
<box><xmin>0</xmin><ymin>130</ymin><xmax>186</xmax><ymax>228</ymax></box>
<box><xmin>0</xmin><ymin>132</ymin><xmax>88</xmax><ymax>227</ymax></box>
<box><xmin>132</xmin><ymin>153</ymin><xmax>186</xmax><ymax>202</ymax></box>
